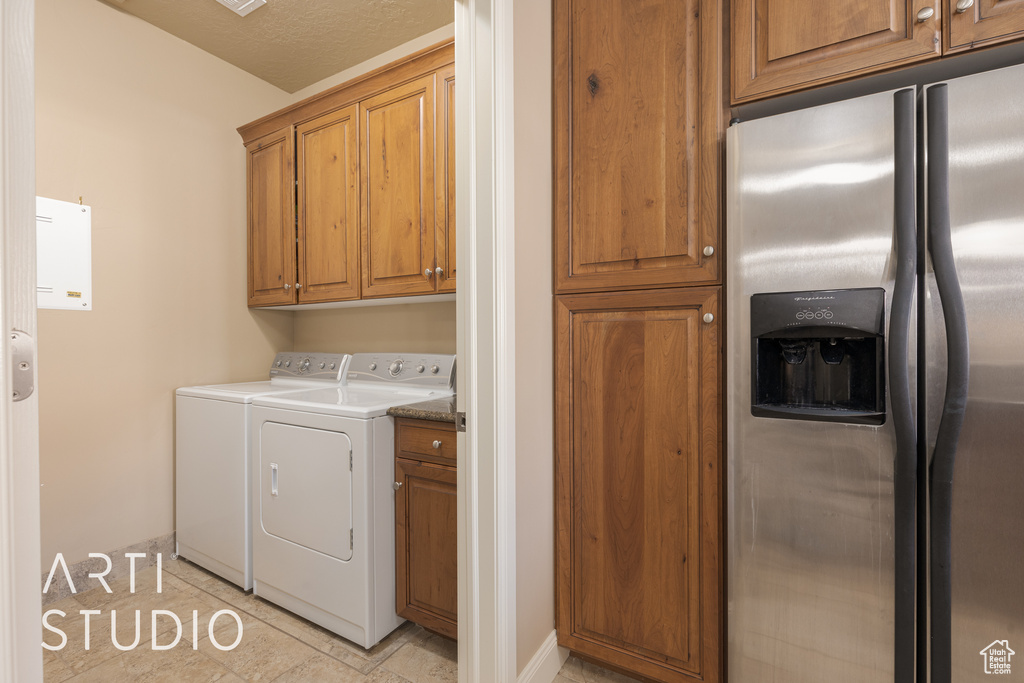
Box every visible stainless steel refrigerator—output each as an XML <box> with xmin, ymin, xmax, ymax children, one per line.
<box><xmin>726</xmin><ymin>62</ymin><xmax>1024</xmax><ymax>682</ymax></box>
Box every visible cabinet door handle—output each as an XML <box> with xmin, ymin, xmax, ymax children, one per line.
<box><xmin>283</xmin><ymin>283</ymin><xmax>291</xmax><ymax>290</ymax></box>
<box><xmin>956</xmin><ymin>0</ymin><xmax>973</xmax><ymax>12</ymax></box>
<box><xmin>271</xmin><ymin>463</ymin><xmax>279</xmax><ymax>496</ymax></box>
<box><xmin>432</xmin><ymin>440</ymin><xmax>442</xmax><ymax>449</ymax></box>
<box><xmin>435</xmin><ymin>266</ymin><xmax>444</xmax><ymax>278</ymax></box>
<box><xmin>295</xmin><ymin>283</ymin><xmax>302</xmax><ymax>289</ymax></box>
<box><xmin>393</xmin><ymin>481</ymin><xmax>403</xmax><ymax>491</ymax></box>
<box><xmin>917</xmin><ymin>7</ymin><xmax>935</xmax><ymax>21</ymax></box>
<box><xmin>424</xmin><ymin>268</ymin><xmax>434</xmax><ymax>278</ymax></box>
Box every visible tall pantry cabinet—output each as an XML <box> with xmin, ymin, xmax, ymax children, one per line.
<box><xmin>553</xmin><ymin>2</ymin><xmax>724</xmax><ymax>683</ymax></box>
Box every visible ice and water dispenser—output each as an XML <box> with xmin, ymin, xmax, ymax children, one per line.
<box><xmin>750</xmin><ymin>288</ymin><xmax>886</xmax><ymax>425</ymax></box>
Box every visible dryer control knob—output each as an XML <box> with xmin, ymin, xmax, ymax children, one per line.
<box><xmin>319</xmin><ymin>362</ymin><xmax>326</xmax><ymax>369</ymax></box>
<box><xmin>329</xmin><ymin>362</ymin><xmax>336</xmax><ymax>370</ymax></box>
<box><xmin>416</xmin><ymin>365</ymin><xmax>425</xmax><ymax>373</ymax></box>
<box><xmin>431</xmin><ymin>365</ymin><xmax>439</xmax><ymax>374</ymax></box>
<box><xmin>284</xmin><ymin>360</ymin><xmax>291</xmax><ymax>367</ymax></box>
<box><xmin>369</xmin><ymin>362</ymin><xmax>377</xmax><ymax>371</ymax></box>
<box><xmin>275</xmin><ymin>360</ymin><xmax>282</xmax><ymax>367</ymax></box>
<box><xmin>389</xmin><ymin>360</ymin><xmax>404</xmax><ymax>376</ymax></box>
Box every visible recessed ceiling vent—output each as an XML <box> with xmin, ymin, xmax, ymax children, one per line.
<box><xmin>214</xmin><ymin>0</ymin><xmax>267</xmax><ymax>17</ymax></box>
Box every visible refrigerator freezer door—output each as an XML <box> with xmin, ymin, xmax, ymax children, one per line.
<box><xmin>931</xmin><ymin>62</ymin><xmax>1024</xmax><ymax>682</ymax></box>
<box><xmin>727</xmin><ymin>91</ymin><xmax>907</xmax><ymax>683</ymax></box>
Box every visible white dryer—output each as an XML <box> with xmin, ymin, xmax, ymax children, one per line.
<box><xmin>250</xmin><ymin>352</ymin><xmax>456</xmax><ymax>648</ymax></box>
<box><xmin>175</xmin><ymin>352</ymin><xmax>351</xmax><ymax>589</ymax></box>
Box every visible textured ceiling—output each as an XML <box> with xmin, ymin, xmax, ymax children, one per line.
<box><xmin>97</xmin><ymin>0</ymin><xmax>454</xmax><ymax>93</ymax></box>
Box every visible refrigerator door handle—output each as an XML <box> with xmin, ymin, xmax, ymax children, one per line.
<box><xmin>925</xmin><ymin>83</ymin><xmax>971</xmax><ymax>683</ymax></box>
<box><xmin>890</xmin><ymin>87</ymin><xmax>918</xmax><ymax>683</ymax></box>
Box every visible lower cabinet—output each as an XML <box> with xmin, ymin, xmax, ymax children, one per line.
<box><xmin>555</xmin><ymin>288</ymin><xmax>722</xmax><ymax>683</ymax></box>
<box><xmin>394</xmin><ymin>418</ymin><xmax>457</xmax><ymax>639</ymax></box>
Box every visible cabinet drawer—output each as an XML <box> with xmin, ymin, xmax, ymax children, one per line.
<box><xmin>396</xmin><ymin>419</ymin><xmax>456</xmax><ymax>466</ymax></box>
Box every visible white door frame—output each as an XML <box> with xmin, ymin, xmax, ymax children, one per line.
<box><xmin>455</xmin><ymin>0</ymin><xmax>518</xmax><ymax>681</ymax></box>
<box><xmin>0</xmin><ymin>0</ymin><xmax>41</xmax><ymax>681</ymax></box>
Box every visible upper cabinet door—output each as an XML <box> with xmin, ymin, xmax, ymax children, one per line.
<box><xmin>732</xmin><ymin>0</ymin><xmax>941</xmax><ymax>103</ymax></box>
<box><xmin>436</xmin><ymin>67</ymin><xmax>456</xmax><ymax>294</ymax></box>
<box><xmin>360</xmin><ymin>75</ymin><xmax>437</xmax><ymax>299</ymax></box>
<box><xmin>247</xmin><ymin>127</ymin><xmax>296</xmax><ymax>306</ymax></box>
<box><xmin>946</xmin><ymin>0</ymin><xmax>1024</xmax><ymax>51</ymax></box>
<box><xmin>554</xmin><ymin>0</ymin><xmax>722</xmax><ymax>294</ymax></box>
<box><xmin>296</xmin><ymin>106</ymin><xmax>360</xmax><ymax>303</ymax></box>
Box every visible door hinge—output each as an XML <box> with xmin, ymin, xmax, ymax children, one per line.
<box><xmin>10</xmin><ymin>330</ymin><xmax>35</xmax><ymax>402</ymax></box>
<box><xmin>456</xmin><ymin>411</ymin><xmax>466</xmax><ymax>432</ymax></box>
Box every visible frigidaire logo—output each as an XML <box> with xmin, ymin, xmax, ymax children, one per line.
<box><xmin>41</xmin><ymin>553</ymin><xmax>244</xmax><ymax>652</ymax></box>
<box><xmin>794</xmin><ymin>296</ymin><xmax>837</xmax><ymax>301</ymax></box>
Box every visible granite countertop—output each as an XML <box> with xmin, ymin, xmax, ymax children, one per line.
<box><xmin>387</xmin><ymin>396</ymin><xmax>458</xmax><ymax>424</ymax></box>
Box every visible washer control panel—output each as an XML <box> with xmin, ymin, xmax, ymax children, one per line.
<box><xmin>268</xmin><ymin>352</ymin><xmax>351</xmax><ymax>382</ymax></box>
<box><xmin>347</xmin><ymin>353</ymin><xmax>455</xmax><ymax>389</ymax></box>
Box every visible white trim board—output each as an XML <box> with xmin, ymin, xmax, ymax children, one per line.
<box><xmin>0</xmin><ymin>0</ymin><xmax>42</xmax><ymax>680</ymax></box>
<box><xmin>455</xmin><ymin>0</ymin><xmax>518</xmax><ymax>680</ymax></box>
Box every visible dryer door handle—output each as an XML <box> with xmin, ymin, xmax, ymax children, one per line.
<box><xmin>270</xmin><ymin>463</ymin><xmax>279</xmax><ymax>496</ymax></box>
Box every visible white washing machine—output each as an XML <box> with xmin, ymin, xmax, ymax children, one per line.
<box><xmin>175</xmin><ymin>352</ymin><xmax>351</xmax><ymax>589</ymax></box>
<box><xmin>250</xmin><ymin>352</ymin><xmax>456</xmax><ymax>648</ymax></box>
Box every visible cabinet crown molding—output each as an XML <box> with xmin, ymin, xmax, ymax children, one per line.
<box><xmin>237</xmin><ymin>39</ymin><xmax>454</xmax><ymax>146</ymax></box>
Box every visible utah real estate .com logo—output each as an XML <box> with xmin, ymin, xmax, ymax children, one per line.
<box><xmin>981</xmin><ymin>640</ymin><xmax>1015</xmax><ymax>675</ymax></box>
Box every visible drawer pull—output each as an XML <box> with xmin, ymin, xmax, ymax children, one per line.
<box><xmin>432</xmin><ymin>440</ymin><xmax>442</xmax><ymax>449</ymax></box>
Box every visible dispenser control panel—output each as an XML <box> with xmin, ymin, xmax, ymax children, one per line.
<box><xmin>751</xmin><ymin>287</ymin><xmax>885</xmax><ymax>337</ymax></box>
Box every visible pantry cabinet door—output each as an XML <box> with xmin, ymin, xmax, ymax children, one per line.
<box><xmin>296</xmin><ymin>105</ymin><xmax>360</xmax><ymax>303</ymax></box>
<box><xmin>946</xmin><ymin>0</ymin><xmax>1024</xmax><ymax>51</ymax></box>
<box><xmin>360</xmin><ymin>75</ymin><xmax>437</xmax><ymax>298</ymax></box>
<box><xmin>732</xmin><ymin>0</ymin><xmax>940</xmax><ymax>102</ymax></box>
<box><xmin>554</xmin><ymin>0</ymin><xmax>722</xmax><ymax>294</ymax></box>
<box><xmin>555</xmin><ymin>287</ymin><xmax>722</xmax><ymax>683</ymax></box>
<box><xmin>246</xmin><ymin>127</ymin><xmax>296</xmax><ymax>306</ymax></box>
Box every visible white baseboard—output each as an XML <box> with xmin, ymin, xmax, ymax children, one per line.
<box><xmin>517</xmin><ymin>630</ymin><xmax>569</xmax><ymax>683</ymax></box>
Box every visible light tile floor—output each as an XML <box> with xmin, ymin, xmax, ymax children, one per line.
<box><xmin>41</xmin><ymin>557</ymin><xmax>637</xmax><ymax>682</ymax></box>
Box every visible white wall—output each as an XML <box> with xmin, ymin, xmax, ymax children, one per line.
<box><xmin>513</xmin><ymin>0</ymin><xmax>555</xmax><ymax>675</ymax></box>
<box><xmin>35</xmin><ymin>0</ymin><xmax>295</xmax><ymax>565</ymax></box>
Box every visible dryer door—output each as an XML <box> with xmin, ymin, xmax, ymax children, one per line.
<box><xmin>260</xmin><ymin>422</ymin><xmax>353</xmax><ymax>561</ymax></box>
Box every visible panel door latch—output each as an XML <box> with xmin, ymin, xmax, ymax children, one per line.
<box><xmin>10</xmin><ymin>330</ymin><xmax>35</xmax><ymax>402</ymax></box>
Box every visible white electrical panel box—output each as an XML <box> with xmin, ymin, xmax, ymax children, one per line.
<box><xmin>36</xmin><ymin>196</ymin><xmax>92</xmax><ymax>310</ymax></box>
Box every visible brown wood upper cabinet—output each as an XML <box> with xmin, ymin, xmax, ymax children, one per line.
<box><xmin>555</xmin><ymin>288</ymin><xmax>722</xmax><ymax>683</ymax></box>
<box><xmin>947</xmin><ymin>0</ymin><xmax>1024</xmax><ymax>52</ymax></box>
<box><xmin>732</xmin><ymin>0</ymin><xmax>1024</xmax><ymax>103</ymax></box>
<box><xmin>246</xmin><ymin>127</ymin><xmax>296</xmax><ymax>306</ymax></box>
<box><xmin>296</xmin><ymin>106</ymin><xmax>361</xmax><ymax>303</ymax></box>
<box><xmin>554</xmin><ymin>0</ymin><xmax>722</xmax><ymax>294</ymax></box>
<box><xmin>239</xmin><ymin>40</ymin><xmax>454</xmax><ymax>307</ymax></box>
<box><xmin>360</xmin><ymin>76</ymin><xmax>438</xmax><ymax>299</ymax></box>
<box><xmin>436</xmin><ymin>66</ymin><xmax>456</xmax><ymax>294</ymax></box>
